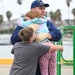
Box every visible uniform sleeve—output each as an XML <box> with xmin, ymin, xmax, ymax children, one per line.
<box><xmin>47</xmin><ymin>20</ymin><xmax>62</xmax><ymax>42</ymax></box>
<box><xmin>10</xmin><ymin>26</ymin><xmax>22</xmax><ymax>45</ymax></box>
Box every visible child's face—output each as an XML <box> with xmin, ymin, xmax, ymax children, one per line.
<box><xmin>25</xmin><ymin>16</ymin><xmax>31</xmax><ymax>21</ymax></box>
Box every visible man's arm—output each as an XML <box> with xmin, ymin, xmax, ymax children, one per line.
<box><xmin>47</xmin><ymin>20</ymin><xmax>62</xmax><ymax>42</ymax></box>
<box><xmin>11</xmin><ymin>26</ymin><xmax>22</xmax><ymax>45</ymax></box>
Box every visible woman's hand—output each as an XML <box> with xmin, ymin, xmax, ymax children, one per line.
<box><xmin>29</xmin><ymin>24</ymin><xmax>39</xmax><ymax>32</ymax></box>
<box><xmin>35</xmin><ymin>32</ymin><xmax>48</xmax><ymax>42</ymax></box>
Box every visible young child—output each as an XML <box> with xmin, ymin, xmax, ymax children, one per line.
<box><xmin>17</xmin><ymin>10</ymin><xmax>63</xmax><ymax>75</ymax></box>
<box><xmin>9</xmin><ymin>27</ymin><xmax>63</xmax><ymax>75</ymax></box>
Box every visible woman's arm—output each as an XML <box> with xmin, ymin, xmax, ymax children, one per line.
<box><xmin>17</xmin><ymin>18</ymin><xmax>32</xmax><ymax>27</ymax></box>
<box><xmin>17</xmin><ymin>17</ymin><xmax>43</xmax><ymax>28</ymax></box>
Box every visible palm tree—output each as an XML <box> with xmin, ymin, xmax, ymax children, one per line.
<box><xmin>49</xmin><ymin>11</ymin><xmax>56</xmax><ymax>24</ymax></box>
<box><xmin>54</xmin><ymin>9</ymin><xmax>62</xmax><ymax>26</ymax></box>
<box><xmin>17</xmin><ymin>0</ymin><xmax>22</xmax><ymax>17</ymax></box>
<box><xmin>49</xmin><ymin>10</ymin><xmax>62</xmax><ymax>27</ymax></box>
<box><xmin>6</xmin><ymin>11</ymin><xmax>12</xmax><ymax>33</ymax></box>
<box><xmin>0</xmin><ymin>0</ymin><xmax>4</xmax><ymax>16</ymax></box>
<box><xmin>0</xmin><ymin>14</ymin><xmax>3</xmax><ymax>33</ymax></box>
<box><xmin>0</xmin><ymin>14</ymin><xmax>3</xmax><ymax>24</ymax></box>
<box><xmin>72</xmin><ymin>8</ymin><xmax>75</xmax><ymax>25</ymax></box>
<box><xmin>55</xmin><ymin>9</ymin><xmax>61</xmax><ymax>21</ymax></box>
<box><xmin>17</xmin><ymin>0</ymin><xmax>22</xmax><ymax>5</ymax></box>
<box><xmin>66</xmin><ymin>0</ymin><xmax>72</xmax><ymax>25</ymax></box>
<box><xmin>66</xmin><ymin>0</ymin><xmax>71</xmax><ymax>7</ymax></box>
<box><xmin>6</xmin><ymin>11</ymin><xmax>12</xmax><ymax>21</ymax></box>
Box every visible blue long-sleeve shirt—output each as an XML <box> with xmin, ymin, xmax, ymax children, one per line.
<box><xmin>11</xmin><ymin>20</ymin><xmax>62</xmax><ymax>45</ymax></box>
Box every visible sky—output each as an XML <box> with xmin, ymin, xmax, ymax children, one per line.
<box><xmin>0</xmin><ymin>0</ymin><xmax>75</xmax><ymax>21</ymax></box>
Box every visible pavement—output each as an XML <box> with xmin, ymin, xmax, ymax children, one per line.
<box><xmin>0</xmin><ymin>65</ymin><xmax>73</xmax><ymax>75</ymax></box>
<box><xmin>0</xmin><ymin>65</ymin><xmax>11</xmax><ymax>75</ymax></box>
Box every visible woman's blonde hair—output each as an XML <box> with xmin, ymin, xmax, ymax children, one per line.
<box><xmin>25</xmin><ymin>10</ymin><xmax>41</xmax><ymax>19</ymax></box>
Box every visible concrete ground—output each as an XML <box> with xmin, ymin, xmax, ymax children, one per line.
<box><xmin>0</xmin><ymin>65</ymin><xmax>73</xmax><ymax>75</ymax></box>
<box><xmin>61</xmin><ymin>66</ymin><xmax>73</xmax><ymax>75</ymax></box>
<box><xmin>0</xmin><ymin>65</ymin><xmax>11</xmax><ymax>75</ymax></box>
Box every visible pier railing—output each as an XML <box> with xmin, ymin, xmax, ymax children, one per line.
<box><xmin>56</xmin><ymin>25</ymin><xmax>75</xmax><ymax>75</ymax></box>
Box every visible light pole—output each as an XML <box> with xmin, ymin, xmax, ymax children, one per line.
<box><xmin>0</xmin><ymin>0</ymin><xmax>4</xmax><ymax>18</ymax></box>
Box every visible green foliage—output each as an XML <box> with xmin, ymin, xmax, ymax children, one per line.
<box><xmin>49</xmin><ymin>9</ymin><xmax>62</xmax><ymax>21</ymax></box>
<box><xmin>66</xmin><ymin>0</ymin><xmax>71</xmax><ymax>7</ymax></box>
<box><xmin>6</xmin><ymin>11</ymin><xmax>12</xmax><ymax>21</ymax></box>
<box><xmin>0</xmin><ymin>14</ymin><xmax>3</xmax><ymax>24</ymax></box>
<box><xmin>0</xmin><ymin>28</ymin><xmax>14</xmax><ymax>34</ymax></box>
<box><xmin>17</xmin><ymin>0</ymin><xmax>22</xmax><ymax>5</ymax></box>
<box><xmin>72</xmin><ymin>8</ymin><xmax>75</xmax><ymax>16</ymax></box>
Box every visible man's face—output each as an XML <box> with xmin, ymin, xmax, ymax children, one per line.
<box><xmin>32</xmin><ymin>6</ymin><xmax>45</xmax><ymax>18</ymax></box>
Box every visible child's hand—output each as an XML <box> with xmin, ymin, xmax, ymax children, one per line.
<box><xmin>60</xmin><ymin>46</ymin><xmax>63</xmax><ymax>52</ymax></box>
<box><xmin>35</xmin><ymin>32</ymin><xmax>48</xmax><ymax>42</ymax></box>
<box><xmin>53</xmin><ymin>45</ymin><xmax>64</xmax><ymax>52</ymax></box>
<box><xmin>29</xmin><ymin>24</ymin><xmax>39</xmax><ymax>32</ymax></box>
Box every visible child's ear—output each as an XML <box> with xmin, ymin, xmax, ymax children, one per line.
<box><xmin>30</xmin><ymin>37</ymin><xmax>33</xmax><ymax>42</ymax></box>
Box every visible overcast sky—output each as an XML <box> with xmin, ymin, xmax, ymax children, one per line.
<box><xmin>0</xmin><ymin>0</ymin><xmax>75</xmax><ymax>21</ymax></box>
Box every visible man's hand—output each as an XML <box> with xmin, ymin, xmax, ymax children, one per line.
<box><xmin>35</xmin><ymin>32</ymin><xmax>48</xmax><ymax>42</ymax></box>
<box><xmin>29</xmin><ymin>24</ymin><xmax>39</xmax><ymax>32</ymax></box>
